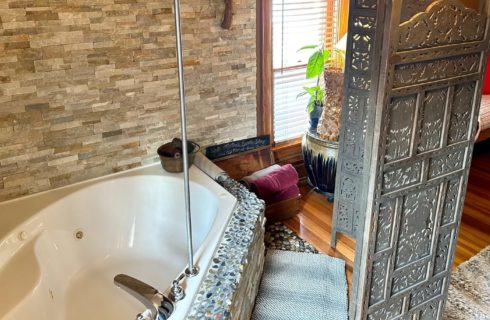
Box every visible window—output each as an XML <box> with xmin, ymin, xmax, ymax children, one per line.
<box><xmin>271</xmin><ymin>0</ymin><xmax>339</xmax><ymax>142</ymax></box>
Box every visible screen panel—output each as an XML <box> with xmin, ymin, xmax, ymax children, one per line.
<box><xmin>355</xmin><ymin>1</ymin><xmax>489</xmax><ymax>319</ymax></box>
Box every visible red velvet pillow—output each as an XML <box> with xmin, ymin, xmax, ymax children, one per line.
<box><xmin>483</xmin><ymin>54</ymin><xmax>490</xmax><ymax>94</ymax></box>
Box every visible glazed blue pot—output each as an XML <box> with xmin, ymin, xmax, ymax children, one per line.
<box><xmin>301</xmin><ymin>131</ymin><xmax>338</xmax><ymax>202</ymax></box>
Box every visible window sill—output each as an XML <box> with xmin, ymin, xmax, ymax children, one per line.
<box><xmin>273</xmin><ymin>136</ymin><xmax>303</xmax><ymax>151</ymax></box>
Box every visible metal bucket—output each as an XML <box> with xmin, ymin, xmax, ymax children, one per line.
<box><xmin>157</xmin><ymin>140</ymin><xmax>200</xmax><ymax>173</ymax></box>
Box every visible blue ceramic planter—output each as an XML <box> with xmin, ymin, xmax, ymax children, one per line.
<box><xmin>301</xmin><ymin>131</ymin><xmax>338</xmax><ymax>202</ymax></box>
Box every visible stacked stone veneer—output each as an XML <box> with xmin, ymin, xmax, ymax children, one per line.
<box><xmin>229</xmin><ymin>214</ymin><xmax>265</xmax><ymax>319</ymax></box>
<box><xmin>0</xmin><ymin>0</ymin><xmax>257</xmax><ymax>201</ymax></box>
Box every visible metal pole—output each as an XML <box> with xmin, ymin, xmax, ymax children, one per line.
<box><xmin>173</xmin><ymin>0</ymin><xmax>198</xmax><ymax>277</ymax></box>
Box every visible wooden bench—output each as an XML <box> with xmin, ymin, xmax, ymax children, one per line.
<box><xmin>477</xmin><ymin>95</ymin><xmax>490</xmax><ymax>142</ymax></box>
<box><xmin>212</xmin><ymin>145</ymin><xmax>301</xmax><ymax>223</ymax></box>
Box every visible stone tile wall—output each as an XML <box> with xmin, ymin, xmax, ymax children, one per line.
<box><xmin>0</xmin><ymin>0</ymin><xmax>257</xmax><ymax>201</ymax></box>
<box><xmin>229</xmin><ymin>216</ymin><xmax>265</xmax><ymax>319</ymax></box>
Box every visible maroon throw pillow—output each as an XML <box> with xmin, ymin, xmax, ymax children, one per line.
<box><xmin>483</xmin><ymin>54</ymin><xmax>490</xmax><ymax>94</ymax></box>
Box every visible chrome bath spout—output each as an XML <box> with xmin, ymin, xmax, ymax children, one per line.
<box><xmin>114</xmin><ymin>274</ymin><xmax>175</xmax><ymax>320</ymax></box>
<box><xmin>173</xmin><ymin>0</ymin><xmax>199</xmax><ymax>277</ymax></box>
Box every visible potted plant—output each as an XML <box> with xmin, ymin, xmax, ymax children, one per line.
<box><xmin>297</xmin><ymin>45</ymin><xmax>330</xmax><ymax>133</ymax></box>
<box><xmin>298</xmin><ymin>45</ymin><xmax>345</xmax><ymax>201</ymax></box>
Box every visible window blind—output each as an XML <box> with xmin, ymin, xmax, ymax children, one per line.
<box><xmin>272</xmin><ymin>0</ymin><xmax>338</xmax><ymax>142</ymax></box>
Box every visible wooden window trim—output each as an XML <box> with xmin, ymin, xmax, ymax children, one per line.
<box><xmin>339</xmin><ymin>0</ymin><xmax>349</xmax><ymax>38</ymax></box>
<box><xmin>274</xmin><ymin>137</ymin><xmax>302</xmax><ymax>150</ymax></box>
<box><xmin>256</xmin><ymin>0</ymin><xmax>273</xmax><ymax>141</ymax></box>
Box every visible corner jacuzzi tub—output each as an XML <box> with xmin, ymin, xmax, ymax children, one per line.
<box><xmin>0</xmin><ymin>164</ymin><xmax>242</xmax><ymax>319</ymax></box>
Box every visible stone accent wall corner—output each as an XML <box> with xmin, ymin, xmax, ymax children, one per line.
<box><xmin>0</xmin><ymin>0</ymin><xmax>257</xmax><ymax>202</ymax></box>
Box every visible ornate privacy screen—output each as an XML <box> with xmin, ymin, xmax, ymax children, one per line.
<box><xmin>331</xmin><ymin>0</ymin><xmax>380</xmax><ymax>243</ymax></box>
<box><xmin>332</xmin><ymin>0</ymin><xmax>490</xmax><ymax>319</ymax></box>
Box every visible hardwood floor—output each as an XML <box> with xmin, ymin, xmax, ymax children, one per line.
<box><xmin>282</xmin><ymin>141</ymin><xmax>490</xmax><ymax>291</ymax></box>
<box><xmin>454</xmin><ymin>142</ymin><xmax>490</xmax><ymax>267</ymax></box>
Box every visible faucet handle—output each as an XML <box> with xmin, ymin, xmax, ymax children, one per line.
<box><xmin>136</xmin><ymin>310</ymin><xmax>153</xmax><ymax>320</ymax></box>
<box><xmin>114</xmin><ymin>274</ymin><xmax>175</xmax><ymax>320</ymax></box>
<box><xmin>170</xmin><ymin>280</ymin><xmax>185</xmax><ymax>301</ymax></box>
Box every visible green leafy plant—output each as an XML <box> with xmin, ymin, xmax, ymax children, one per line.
<box><xmin>296</xmin><ymin>45</ymin><xmax>331</xmax><ymax>112</ymax></box>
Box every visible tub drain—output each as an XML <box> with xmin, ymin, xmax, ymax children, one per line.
<box><xmin>74</xmin><ymin>230</ymin><xmax>84</xmax><ymax>240</ymax></box>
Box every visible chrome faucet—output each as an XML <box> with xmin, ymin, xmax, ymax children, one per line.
<box><xmin>169</xmin><ymin>273</ymin><xmax>186</xmax><ymax>302</ymax></box>
<box><xmin>114</xmin><ymin>274</ymin><xmax>175</xmax><ymax>320</ymax></box>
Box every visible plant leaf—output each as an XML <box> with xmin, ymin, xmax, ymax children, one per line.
<box><xmin>307</xmin><ymin>96</ymin><xmax>316</xmax><ymax>113</ymax></box>
<box><xmin>306</xmin><ymin>51</ymin><xmax>324</xmax><ymax>79</ymax></box>
<box><xmin>303</xmin><ymin>85</ymin><xmax>320</xmax><ymax>95</ymax></box>
<box><xmin>297</xmin><ymin>44</ymin><xmax>318</xmax><ymax>52</ymax></box>
<box><xmin>296</xmin><ymin>91</ymin><xmax>308</xmax><ymax>99</ymax></box>
<box><xmin>317</xmin><ymin>88</ymin><xmax>325</xmax><ymax>102</ymax></box>
<box><xmin>323</xmin><ymin>49</ymin><xmax>331</xmax><ymax>63</ymax></box>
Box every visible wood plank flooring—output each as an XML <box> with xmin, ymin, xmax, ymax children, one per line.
<box><xmin>283</xmin><ymin>141</ymin><xmax>490</xmax><ymax>290</ymax></box>
<box><xmin>453</xmin><ymin>142</ymin><xmax>490</xmax><ymax>267</ymax></box>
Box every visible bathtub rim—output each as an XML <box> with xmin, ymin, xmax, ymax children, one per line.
<box><xmin>0</xmin><ymin>162</ymin><xmax>237</xmax><ymax>242</ymax></box>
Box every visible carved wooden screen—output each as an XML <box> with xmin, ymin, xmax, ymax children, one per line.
<box><xmin>331</xmin><ymin>0</ymin><xmax>442</xmax><ymax>245</ymax></box>
<box><xmin>331</xmin><ymin>0</ymin><xmax>382</xmax><ymax>241</ymax></box>
<box><xmin>354</xmin><ymin>1</ymin><xmax>490</xmax><ymax>319</ymax></box>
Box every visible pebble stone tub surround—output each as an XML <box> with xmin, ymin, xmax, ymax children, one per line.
<box><xmin>187</xmin><ymin>176</ymin><xmax>265</xmax><ymax>320</ymax></box>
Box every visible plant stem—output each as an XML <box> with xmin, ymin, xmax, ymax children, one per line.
<box><xmin>315</xmin><ymin>73</ymin><xmax>320</xmax><ymax>103</ymax></box>
<box><xmin>315</xmin><ymin>45</ymin><xmax>325</xmax><ymax>104</ymax></box>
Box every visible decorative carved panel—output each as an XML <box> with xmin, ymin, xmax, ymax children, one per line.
<box><xmin>409</xmin><ymin>277</ymin><xmax>444</xmax><ymax>308</ymax></box>
<box><xmin>369</xmin><ymin>252</ymin><xmax>390</xmax><ymax>305</ymax></box>
<box><xmin>385</xmin><ymin>95</ymin><xmax>417</xmax><ymax>162</ymax></box>
<box><xmin>419</xmin><ymin>300</ymin><xmax>441</xmax><ymax>320</ymax></box>
<box><xmin>333</xmin><ymin>0</ymin><xmax>381</xmax><ymax>242</ymax></box>
<box><xmin>395</xmin><ymin>186</ymin><xmax>438</xmax><ymax>268</ymax></box>
<box><xmin>393</xmin><ymin>54</ymin><xmax>480</xmax><ymax>88</ymax></box>
<box><xmin>347</xmin><ymin>1</ymin><xmax>490</xmax><ymax>319</ymax></box>
<box><xmin>356</xmin><ymin>0</ymin><xmax>377</xmax><ymax>9</ymax></box>
<box><xmin>392</xmin><ymin>257</ymin><xmax>430</xmax><ymax>293</ymax></box>
<box><xmin>428</xmin><ymin>148</ymin><xmax>466</xmax><ymax>179</ymax></box>
<box><xmin>398</xmin><ymin>0</ymin><xmax>486</xmax><ymax>50</ymax></box>
<box><xmin>441</xmin><ymin>178</ymin><xmax>461</xmax><ymax>225</ymax></box>
<box><xmin>382</xmin><ymin>161</ymin><xmax>422</xmax><ymax>192</ymax></box>
<box><xmin>367</xmin><ymin>299</ymin><xmax>403</xmax><ymax>320</ymax></box>
<box><xmin>374</xmin><ymin>199</ymin><xmax>396</xmax><ymax>252</ymax></box>
<box><xmin>448</xmin><ymin>83</ymin><xmax>476</xmax><ymax>144</ymax></box>
<box><xmin>418</xmin><ymin>89</ymin><xmax>447</xmax><ymax>153</ymax></box>
<box><xmin>433</xmin><ymin>227</ymin><xmax>454</xmax><ymax>275</ymax></box>
<box><xmin>332</xmin><ymin>2</ymin><xmax>385</xmax><ymax>315</ymax></box>
<box><xmin>401</xmin><ymin>0</ymin><xmax>434</xmax><ymax>22</ymax></box>
<box><xmin>351</xmin><ymin>34</ymin><xmax>374</xmax><ymax>72</ymax></box>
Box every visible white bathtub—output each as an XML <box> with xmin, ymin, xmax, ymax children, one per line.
<box><xmin>0</xmin><ymin>163</ymin><xmax>237</xmax><ymax>320</ymax></box>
